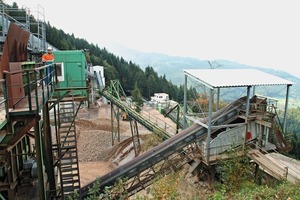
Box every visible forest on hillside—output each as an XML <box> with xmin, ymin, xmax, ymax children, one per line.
<box><xmin>45</xmin><ymin>22</ymin><xmax>199</xmax><ymax>104</ymax></box>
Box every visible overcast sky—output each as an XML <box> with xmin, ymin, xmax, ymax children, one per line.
<box><xmin>5</xmin><ymin>0</ymin><xmax>300</xmax><ymax>78</ymax></box>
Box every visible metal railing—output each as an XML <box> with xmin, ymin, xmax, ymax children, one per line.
<box><xmin>141</xmin><ymin>107</ymin><xmax>177</xmax><ymax>135</ymax></box>
<box><xmin>3</xmin><ymin>63</ymin><xmax>56</xmax><ymax>115</ymax></box>
<box><xmin>0</xmin><ymin>3</ymin><xmax>47</xmax><ymax>51</ymax></box>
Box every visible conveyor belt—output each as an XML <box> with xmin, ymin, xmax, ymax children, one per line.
<box><xmin>80</xmin><ymin>96</ymin><xmax>247</xmax><ymax>198</ymax></box>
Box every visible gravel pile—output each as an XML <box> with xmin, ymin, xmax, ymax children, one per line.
<box><xmin>76</xmin><ymin>112</ymin><xmax>131</xmax><ymax>162</ymax></box>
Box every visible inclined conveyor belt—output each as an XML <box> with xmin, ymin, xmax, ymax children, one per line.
<box><xmin>101</xmin><ymin>90</ymin><xmax>172</xmax><ymax>140</ymax></box>
<box><xmin>91</xmin><ymin>70</ymin><xmax>171</xmax><ymax>140</ymax></box>
<box><xmin>80</xmin><ymin>96</ymin><xmax>247</xmax><ymax>198</ymax></box>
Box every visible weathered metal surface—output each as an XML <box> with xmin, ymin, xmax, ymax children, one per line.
<box><xmin>6</xmin><ymin>62</ymin><xmax>24</xmax><ymax>107</ymax></box>
<box><xmin>0</xmin><ymin>22</ymin><xmax>30</xmax><ymax>94</ymax></box>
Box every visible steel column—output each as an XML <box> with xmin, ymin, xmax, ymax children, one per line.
<box><xmin>34</xmin><ymin>117</ymin><xmax>46</xmax><ymax>200</ymax></box>
<box><xmin>205</xmin><ymin>88</ymin><xmax>214</xmax><ymax>162</ymax></box>
<box><xmin>245</xmin><ymin>86</ymin><xmax>252</xmax><ymax>117</ymax></box>
<box><xmin>183</xmin><ymin>74</ymin><xmax>188</xmax><ymax>129</ymax></box>
<box><xmin>216</xmin><ymin>88</ymin><xmax>220</xmax><ymax>111</ymax></box>
<box><xmin>43</xmin><ymin>103</ymin><xmax>56</xmax><ymax>195</ymax></box>
<box><xmin>283</xmin><ymin>85</ymin><xmax>291</xmax><ymax>134</ymax></box>
<box><xmin>244</xmin><ymin>86</ymin><xmax>251</xmax><ymax>146</ymax></box>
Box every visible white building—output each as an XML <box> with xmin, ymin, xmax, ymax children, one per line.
<box><xmin>151</xmin><ymin>93</ymin><xmax>169</xmax><ymax>103</ymax></box>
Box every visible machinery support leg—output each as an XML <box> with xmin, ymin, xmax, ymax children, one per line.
<box><xmin>254</xmin><ymin>163</ymin><xmax>260</xmax><ymax>181</ymax></box>
<box><xmin>7</xmin><ymin>188</ymin><xmax>16</xmax><ymax>200</ymax></box>
<box><xmin>34</xmin><ymin>117</ymin><xmax>46</xmax><ymax>200</ymax></box>
<box><xmin>207</xmin><ymin>166</ymin><xmax>215</xmax><ymax>187</ymax></box>
<box><xmin>43</xmin><ymin>104</ymin><xmax>56</xmax><ymax>195</ymax></box>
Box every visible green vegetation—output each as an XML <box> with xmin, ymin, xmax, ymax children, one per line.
<box><xmin>131</xmin><ymin>82</ymin><xmax>143</xmax><ymax>113</ymax></box>
<box><xmin>215</xmin><ymin>149</ymin><xmax>255</xmax><ymax>194</ymax></box>
<box><xmin>211</xmin><ymin>148</ymin><xmax>300</xmax><ymax>200</ymax></box>
<box><xmin>277</xmin><ymin>107</ymin><xmax>300</xmax><ymax>160</ymax></box>
<box><xmin>138</xmin><ymin>172</ymin><xmax>182</xmax><ymax>200</ymax></box>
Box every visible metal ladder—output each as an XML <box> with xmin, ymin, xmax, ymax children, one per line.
<box><xmin>58</xmin><ymin>100</ymin><xmax>81</xmax><ymax>199</ymax></box>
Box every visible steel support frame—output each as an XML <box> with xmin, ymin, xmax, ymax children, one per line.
<box><xmin>34</xmin><ymin>116</ymin><xmax>46</xmax><ymax>200</ymax></box>
<box><xmin>130</xmin><ymin>120</ymin><xmax>141</xmax><ymax>156</ymax></box>
<box><xmin>205</xmin><ymin>88</ymin><xmax>214</xmax><ymax>162</ymax></box>
<box><xmin>111</xmin><ymin>103</ymin><xmax>120</xmax><ymax>146</ymax></box>
<box><xmin>43</xmin><ymin>103</ymin><xmax>56</xmax><ymax>197</ymax></box>
<box><xmin>183</xmin><ymin>75</ymin><xmax>188</xmax><ymax>129</ymax></box>
<box><xmin>183</xmin><ymin>75</ymin><xmax>254</xmax><ymax>163</ymax></box>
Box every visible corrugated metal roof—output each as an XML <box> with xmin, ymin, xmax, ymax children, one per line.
<box><xmin>183</xmin><ymin>69</ymin><xmax>294</xmax><ymax>88</ymax></box>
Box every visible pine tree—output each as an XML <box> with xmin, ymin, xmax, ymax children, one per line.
<box><xmin>131</xmin><ymin>82</ymin><xmax>143</xmax><ymax>113</ymax></box>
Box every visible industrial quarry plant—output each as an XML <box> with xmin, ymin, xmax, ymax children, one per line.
<box><xmin>0</xmin><ymin>3</ymin><xmax>299</xmax><ymax>200</ymax></box>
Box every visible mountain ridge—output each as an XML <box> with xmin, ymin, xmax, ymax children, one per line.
<box><xmin>108</xmin><ymin>44</ymin><xmax>299</xmax><ymax>83</ymax></box>
<box><xmin>107</xmin><ymin>44</ymin><xmax>300</xmax><ymax>107</ymax></box>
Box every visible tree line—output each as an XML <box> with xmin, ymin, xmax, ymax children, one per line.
<box><xmin>45</xmin><ymin>23</ymin><xmax>196</xmax><ymax>103</ymax></box>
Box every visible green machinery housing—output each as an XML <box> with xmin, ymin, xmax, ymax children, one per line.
<box><xmin>53</xmin><ymin>50</ymin><xmax>87</xmax><ymax>97</ymax></box>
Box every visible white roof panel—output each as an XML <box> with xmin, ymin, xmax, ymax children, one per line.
<box><xmin>183</xmin><ymin>69</ymin><xmax>294</xmax><ymax>88</ymax></box>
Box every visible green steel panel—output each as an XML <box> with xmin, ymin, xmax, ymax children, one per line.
<box><xmin>53</xmin><ymin>50</ymin><xmax>87</xmax><ymax>97</ymax></box>
<box><xmin>22</xmin><ymin>61</ymin><xmax>36</xmax><ymax>96</ymax></box>
<box><xmin>21</xmin><ymin>61</ymin><xmax>35</xmax><ymax>69</ymax></box>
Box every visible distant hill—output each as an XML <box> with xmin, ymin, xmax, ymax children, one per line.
<box><xmin>108</xmin><ymin>44</ymin><xmax>300</xmax><ymax>107</ymax></box>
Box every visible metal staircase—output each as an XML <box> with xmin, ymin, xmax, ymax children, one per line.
<box><xmin>58</xmin><ymin>100</ymin><xmax>81</xmax><ymax>199</ymax></box>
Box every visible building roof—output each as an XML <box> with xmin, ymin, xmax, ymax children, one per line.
<box><xmin>183</xmin><ymin>69</ymin><xmax>294</xmax><ymax>89</ymax></box>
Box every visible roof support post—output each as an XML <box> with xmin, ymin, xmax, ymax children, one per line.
<box><xmin>183</xmin><ymin>74</ymin><xmax>188</xmax><ymax>129</ymax></box>
<box><xmin>253</xmin><ymin>86</ymin><xmax>256</xmax><ymax>97</ymax></box>
<box><xmin>246</xmin><ymin>86</ymin><xmax>252</xmax><ymax>117</ymax></box>
<box><xmin>283</xmin><ymin>84</ymin><xmax>291</xmax><ymax>135</ymax></box>
<box><xmin>205</xmin><ymin>88</ymin><xmax>214</xmax><ymax>162</ymax></box>
<box><xmin>244</xmin><ymin>86</ymin><xmax>252</xmax><ymax>147</ymax></box>
<box><xmin>216</xmin><ymin>88</ymin><xmax>220</xmax><ymax>111</ymax></box>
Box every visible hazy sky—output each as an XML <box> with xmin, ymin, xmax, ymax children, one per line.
<box><xmin>5</xmin><ymin>0</ymin><xmax>300</xmax><ymax>78</ymax></box>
